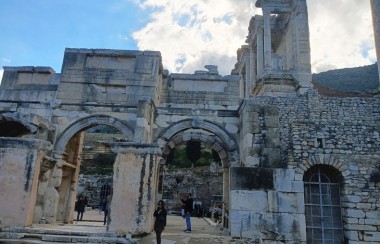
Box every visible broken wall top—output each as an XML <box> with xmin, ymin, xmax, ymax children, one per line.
<box><xmin>0</xmin><ymin>66</ymin><xmax>59</xmax><ymax>90</ymax></box>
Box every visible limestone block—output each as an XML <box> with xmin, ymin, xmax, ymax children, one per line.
<box><xmin>170</xmin><ymin>115</ymin><xmax>188</xmax><ymax>122</ymax></box>
<box><xmin>42</xmin><ymin>235</ymin><xmax>74</xmax><ymax>242</ymax></box>
<box><xmin>365</xmin><ymin>218</ymin><xmax>380</xmax><ymax>225</ymax></box>
<box><xmin>229</xmin><ymin>210</ymin><xmax>306</xmax><ymax>241</ymax></box>
<box><xmin>229</xmin><ymin>210</ymin><xmax>261</xmax><ymax>238</ymax></box>
<box><xmin>223</xmin><ymin>117</ymin><xmax>239</xmax><ymax>124</ymax></box>
<box><xmin>268</xmin><ymin>191</ymin><xmax>305</xmax><ymax>214</ymax></box>
<box><xmin>263</xmin><ymin>106</ymin><xmax>278</xmax><ymax>116</ymax></box>
<box><xmin>291</xmin><ymin>181</ymin><xmax>304</xmax><ymax>193</ymax></box>
<box><xmin>274</xmin><ymin>169</ymin><xmax>293</xmax><ymax>192</ymax></box>
<box><xmin>365</xmin><ymin>211</ymin><xmax>380</xmax><ymax>219</ymax></box>
<box><xmin>244</xmin><ymin>156</ymin><xmax>260</xmax><ymax>167</ymax></box>
<box><xmin>230</xmin><ymin>167</ymin><xmax>274</xmax><ymax>190</ymax></box>
<box><xmin>343</xmin><ymin>195</ymin><xmax>362</xmax><ymax>203</ymax></box>
<box><xmin>264</xmin><ymin>115</ymin><xmax>279</xmax><ymax>128</ymax></box>
<box><xmin>230</xmin><ymin>190</ymin><xmax>267</xmax><ymax>211</ymax></box>
<box><xmin>344</xmin><ymin>231</ymin><xmax>359</xmax><ymax>241</ymax></box>
<box><xmin>345</xmin><ymin>224</ymin><xmax>377</xmax><ymax>231</ymax></box>
<box><xmin>363</xmin><ymin>232</ymin><xmax>380</xmax><ymax>242</ymax></box>
<box><xmin>173</xmin><ymin>79</ymin><xmax>227</xmax><ymax>92</ymax></box>
<box><xmin>225</xmin><ymin>123</ymin><xmax>238</xmax><ymax>133</ymax></box>
<box><xmin>243</xmin><ymin>133</ymin><xmax>253</xmax><ymax>148</ymax></box>
<box><xmin>265</xmin><ymin>128</ymin><xmax>280</xmax><ymax>147</ymax></box>
<box><xmin>262</xmin><ymin>148</ymin><xmax>281</xmax><ymax>167</ymax></box>
<box><xmin>345</xmin><ymin>209</ymin><xmax>366</xmax><ymax>218</ymax></box>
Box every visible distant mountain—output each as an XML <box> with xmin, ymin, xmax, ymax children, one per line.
<box><xmin>312</xmin><ymin>63</ymin><xmax>379</xmax><ymax>96</ymax></box>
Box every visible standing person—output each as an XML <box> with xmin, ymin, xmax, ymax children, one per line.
<box><xmin>98</xmin><ymin>198</ymin><xmax>105</xmax><ymax>214</ymax></box>
<box><xmin>103</xmin><ymin>195</ymin><xmax>111</xmax><ymax>225</ymax></box>
<box><xmin>153</xmin><ymin>200</ymin><xmax>167</xmax><ymax>244</ymax></box>
<box><xmin>83</xmin><ymin>196</ymin><xmax>88</xmax><ymax>213</ymax></box>
<box><xmin>181</xmin><ymin>193</ymin><xmax>193</xmax><ymax>233</ymax></box>
<box><xmin>75</xmin><ymin>195</ymin><xmax>86</xmax><ymax>221</ymax></box>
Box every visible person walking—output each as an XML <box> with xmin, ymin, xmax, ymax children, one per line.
<box><xmin>103</xmin><ymin>195</ymin><xmax>111</xmax><ymax>225</ymax></box>
<box><xmin>181</xmin><ymin>193</ymin><xmax>193</xmax><ymax>233</ymax></box>
<box><xmin>98</xmin><ymin>198</ymin><xmax>105</xmax><ymax>214</ymax></box>
<box><xmin>153</xmin><ymin>200</ymin><xmax>167</xmax><ymax>244</ymax></box>
<box><xmin>75</xmin><ymin>195</ymin><xmax>86</xmax><ymax>221</ymax></box>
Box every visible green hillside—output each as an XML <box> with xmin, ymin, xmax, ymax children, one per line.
<box><xmin>312</xmin><ymin>63</ymin><xmax>379</xmax><ymax>94</ymax></box>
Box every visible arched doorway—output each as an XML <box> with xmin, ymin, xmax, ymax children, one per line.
<box><xmin>50</xmin><ymin>115</ymin><xmax>134</xmax><ymax>225</ymax></box>
<box><xmin>156</xmin><ymin>119</ymin><xmax>239</xmax><ymax>229</ymax></box>
<box><xmin>304</xmin><ymin>165</ymin><xmax>344</xmax><ymax>243</ymax></box>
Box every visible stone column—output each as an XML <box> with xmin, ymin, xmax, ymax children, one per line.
<box><xmin>249</xmin><ymin>45</ymin><xmax>256</xmax><ymax>94</ymax></box>
<box><xmin>371</xmin><ymin>0</ymin><xmax>380</xmax><ymax>87</ymax></box>
<box><xmin>0</xmin><ymin>138</ymin><xmax>51</xmax><ymax>227</ymax></box>
<box><xmin>263</xmin><ymin>8</ymin><xmax>272</xmax><ymax>69</ymax></box>
<box><xmin>222</xmin><ymin>167</ymin><xmax>230</xmax><ymax>227</ymax></box>
<box><xmin>109</xmin><ymin>142</ymin><xmax>161</xmax><ymax>234</ymax></box>
<box><xmin>257</xmin><ymin>25</ymin><xmax>264</xmax><ymax>76</ymax></box>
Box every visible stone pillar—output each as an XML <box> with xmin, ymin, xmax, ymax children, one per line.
<box><xmin>263</xmin><ymin>8</ymin><xmax>272</xmax><ymax>69</ymax></box>
<box><xmin>109</xmin><ymin>142</ymin><xmax>161</xmax><ymax>234</ymax></box>
<box><xmin>0</xmin><ymin>138</ymin><xmax>51</xmax><ymax>227</ymax></box>
<box><xmin>134</xmin><ymin>99</ymin><xmax>154</xmax><ymax>143</ymax></box>
<box><xmin>249</xmin><ymin>45</ymin><xmax>257</xmax><ymax>94</ymax></box>
<box><xmin>222</xmin><ymin>167</ymin><xmax>230</xmax><ymax>227</ymax></box>
<box><xmin>256</xmin><ymin>25</ymin><xmax>264</xmax><ymax>76</ymax></box>
<box><xmin>371</xmin><ymin>0</ymin><xmax>380</xmax><ymax>87</ymax></box>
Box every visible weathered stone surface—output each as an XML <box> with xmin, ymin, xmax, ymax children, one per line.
<box><xmin>0</xmin><ymin>1</ymin><xmax>379</xmax><ymax>243</ymax></box>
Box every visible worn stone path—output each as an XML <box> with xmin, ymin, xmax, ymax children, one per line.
<box><xmin>71</xmin><ymin>209</ymin><xmax>234</xmax><ymax>243</ymax></box>
<box><xmin>1</xmin><ymin>209</ymin><xmax>238</xmax><ymax>243</ymax></box>
<box><xmin>137</xmin><ymin>214</ymin><xmax>233</xmax><ymax>244</ymax></box>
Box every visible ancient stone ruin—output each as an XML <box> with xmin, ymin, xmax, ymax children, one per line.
<box><xmin>0</xmin><ymin>0</ymin><xmax>379</xmax><ymax>243</ymax></box>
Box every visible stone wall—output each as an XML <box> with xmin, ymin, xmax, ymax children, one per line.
<box><xmin>232</xmin><ymin>90</ymin><xmax>380</xmax><ymax>242</ymax></box>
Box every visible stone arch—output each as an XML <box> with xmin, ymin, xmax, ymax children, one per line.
<box><xmin>297</xmin><ymin>154</ymin><xmax>350</xmax><ymax>180</ymax></box>
<box><xmin>54</xmin><ymin>115</ymin><xmax>134</xmax><ymax>155</ymax></box>
<box><xmin>156</xmin><ymin>118</ymin><xmax>239</xmax><ymax>167</ymax></box>
<box><xmin>0</xmin><ymin>112</ymin><xmax>55</xmax><ymax>136</ymax></box>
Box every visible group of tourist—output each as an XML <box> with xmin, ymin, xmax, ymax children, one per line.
<box><xmin>74</xmin><ymin>194</ymin><xmax>111</xmax><ymax>225</ymax></box>
<box><xmin>153</xmin><ymin>193</ymin><xmax>193</xmax><ymax>244</ymax></box>
<box><xmin>74</xmin><ymin>192</ymin><xmax>196</xmax><ymax>244</ymax></box>
<box><xmin>74</xmin><ymin>195</ymin><xmax>88</xmax><ymax>221</ymax></box>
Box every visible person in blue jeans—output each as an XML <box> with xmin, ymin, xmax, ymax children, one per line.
<box><xmin>181</xmin><ymin>193</ymin><xmax>193</xmax><ymax>233</ymax></box>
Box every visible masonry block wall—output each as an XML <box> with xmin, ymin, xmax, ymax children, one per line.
<box><xmin>233</xmin><ymin>90</ymin><xmax>380</xmax><ymax>242</ymax></box>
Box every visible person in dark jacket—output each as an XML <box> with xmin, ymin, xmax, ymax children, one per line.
<box><xmin>181</xmin><ymin>193</ymin><xmax>193</xmax><ymax>232</ymax></box>
<box><xmin>75</xmin><ymin>195</ymin><xmax>86</xmax><ymax>221</ymax></box>
<box><xmin>153</xmin><ymin>200</ymin><xmax>167</xmax><ymax>244</ymax></box>
<box><xmin>102</xmin><ymin>195</ymin><xmax>111</xmax><ymax>225</ymax></box>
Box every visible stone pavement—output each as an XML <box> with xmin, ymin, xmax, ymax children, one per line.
<box><xmin>0</xmin><ymin>209</ymin><xmax>240</xmax><ymax>243</ymax></box>
<box><xmin>74</xmin><ymin>209</ymin><xmax>235</xmax><ymax>243</ymax></box>
<box><xmin>136</xmin><ymin>214</ymin><xmax>233</xmax><ymax>244</ymax></box>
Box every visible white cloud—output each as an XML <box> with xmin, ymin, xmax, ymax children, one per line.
<box><xmin>132</xmin><ymin>0</ymin><xmax>257</xmax><ymax>75</ymax></box>
<box><xmin>308</xmin><ymin>0</ymin><xmax>374</xmax><ymax>73</ymax></box>
<box><xmin>131</xmin><ymin>0</ymin><xmax>375</xmax><ymax>75</ymax></box>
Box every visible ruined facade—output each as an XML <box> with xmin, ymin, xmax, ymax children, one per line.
<box><xmin>0</xmin><ymin>0</ymin><xmax>379</xmax><ymax>243</ymax></box>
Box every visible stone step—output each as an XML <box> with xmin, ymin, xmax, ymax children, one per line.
<box><xmin>0</xmin><ymin>227</ymin><xmax>137</xmax><ymax>243</ymax></box>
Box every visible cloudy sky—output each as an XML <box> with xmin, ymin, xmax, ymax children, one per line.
<box><xmin>0</xmin><ymin>0</ymin><xmax>375</xmax><ymax>83</ymax></box>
